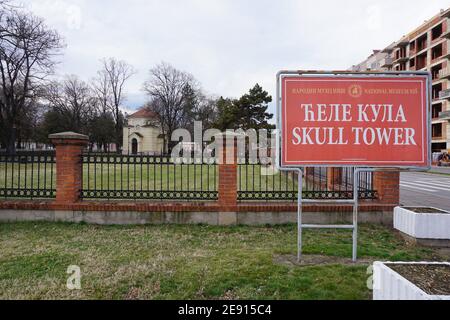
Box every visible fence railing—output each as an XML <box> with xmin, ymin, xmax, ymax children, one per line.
<box><xmin>81</xmin><ymin>153</ymin><xmax>218</xmax><ymax>201</ymax></box>
<box><xmin>0</xmin><ymin>151</ymin><xmax>377</xmax><ymax>202</ymax></box>
<box><xmin>238</xmin><ymin>163</ymin><xmax>376</xmax><ymax>202</ymax></box>
<box><xmin>238</xmin><ymin>163</ymin><xmax>297</xmax><ymax>201</ymax></box>
<box><xmin>0</xmin><ymin>151</ymin><xmax>56</xmax><ymax>199</ymax></box>
<box><xmin>304</xmin><ymin>167</ymin><xmax>376</xmax><ymax>199</ymax></box>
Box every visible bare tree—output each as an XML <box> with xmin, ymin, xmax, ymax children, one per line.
<box><xmin>0</xmin><ymin>1</ymin><xmax>15</xmax><ymax>11</ymax></box>
<box><xmin>143</xmin><ymin>62</ymin><xmax>198</xmax><ymax>153</ymax></box>
<box><xmin>92</xmin><ymin>68</ymin><xmax>112</xmax><ymax>115</ymax></box>
<box><xmin>98</xmin><ymin>58</ymin><xmax>135</xmax><ymax>152</ymax></box>
<box><xmin>45</xmin><ymin>75</ymin><xmax>96</xmax><ymax>133</ymax></box>
<box><xmin>0</xmin><ymin>8</ymin><xmax>63</xmax><ymax>152</ymax></box>
<box><xmin>15</xmin><ymin>96</ymin><xmax>42</xmax><ymax>148</ymax></box>
<box><xmin>194</xmin><ymin>95</ymin><xmax>219</xmax><ymax>130</ymax></box>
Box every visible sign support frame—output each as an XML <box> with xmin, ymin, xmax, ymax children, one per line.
<box><xmin>276</xmin><ymin>70</ymin><xmax>432</xmax><ymax>262</ymax></box>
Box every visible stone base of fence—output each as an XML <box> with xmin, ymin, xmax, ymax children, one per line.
<box><xmin>0</xmin><ymin>201</ymin><xmax>395</xmax><ymax>225</ymax></box>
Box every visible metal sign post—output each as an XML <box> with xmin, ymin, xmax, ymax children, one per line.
<box><xmin>294</xmin><ymin>167</ymin><xmax>358</xmax><ymax>262</ymax></box>
<box><xmin>276</xmin><ymin>70</ymin><xmax>432</xmax><ymax>262</ymax></box>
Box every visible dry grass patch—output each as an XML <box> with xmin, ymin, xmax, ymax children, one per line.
<box><xmin>0</xmin><ymin>222</ymin><xmax>443</xmax><ymax>300</ymax></box>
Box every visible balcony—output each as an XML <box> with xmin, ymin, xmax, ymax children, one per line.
<box><xmin>382</xmin><ymin>46</ymin><xmax>394</xmax><ymax>53</ymax></box>
<box><xmin>393</xmin><ymin>56</ymin><xmax>408</xmax><ymax>63</ymax></box>
<box><xmin>441</xmin><ymin>50</ymin><xmax>450</xmax><ymax>59</ymax></box>
<box><xmin>440</xmin><ymin>110</ymin><xmax>450</xmax><ymax>120</ymax></box>
<box><xmin>441</xmin><ymin>9</ymin><xmax>450</xmax><ymax>18</ymax></box>
<box><xmin>439</xmin><ymin>89</ymin><xmax>450</xmax><ymax>99</ymax></box>
<box><xmin>440</xmin><ymin>68</ymin><xmax>450</xmax><ymax>79</ymax></box>
<box><xmin>396</xmin><ymin>38</ymin><xmax>409</xmax><ymax>47</ymax></box>
<box><xmin>442</xmin><ymin>29</ymin><xmax>450</xmax><ymax>38</ymax></box>
<box><xmin>380</xmin><ymin>57</ymin><xmax>393</xmax><ymax>67</ymax></box>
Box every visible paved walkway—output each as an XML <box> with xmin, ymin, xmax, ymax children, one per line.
<box><xmin>428</xmin><ymin>166</ymin><xmax>450</xmax><ymax>175</ymax></box>
<box><xmin>400</xmin><ymin>171</ymin><xmax>450</xmax><ymax>211</ymax></box>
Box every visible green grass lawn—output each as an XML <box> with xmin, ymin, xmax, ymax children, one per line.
<box><xmin>82</xmin><ymin>163</ymin><xmax>219</xmax><ymax>192</ymax></box>
<box><xmin>0</xmin><ymin>163</ymin><xmax>298</xmax><ymax>194</ymax></box>
<box><xmin>0</xmin><ymin>222</ymin><xmax>442</xmax><ymax>300</ymax></box>
<box><xmin>0</xmin><ymin>163</ymin><xmax>56</xmax><ymax>191</ymax></box>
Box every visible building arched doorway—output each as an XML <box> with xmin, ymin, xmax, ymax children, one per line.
<box><xmin>131</xmin><ymin>138</ymin><xmax>138</xmax><ymax>155</ymax></box>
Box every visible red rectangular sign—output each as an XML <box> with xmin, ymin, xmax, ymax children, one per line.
<box><xmin>279</xmin><ymin>74</ymin><xmax>430</xmax><ymax>167</ymax></box>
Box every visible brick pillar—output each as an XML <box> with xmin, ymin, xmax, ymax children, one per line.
<box><xmin>217</xmin><ymin>132</ymin><xmax>239</xmax><ymax>212</ymax></box>
<box><xmin>49</xmin><ymin>132</ymin><xmax>89</xmax><ymax>204</ymax></box>
<box><xmin>373</xmin><ymin>171</ymin><xmax>400</xmax><ymax>206</ymax></box>
<box><xmin>326</xmin><ymin>167</ymin><xmax>342</xmax><ymax>190</ymax></box>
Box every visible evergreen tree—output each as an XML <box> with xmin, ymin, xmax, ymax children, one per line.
<box><xmin>235</xmin><ymin>83</ymin><xmax>273</xmax><ymax>130</ymax></box>
<box><xmin>181</xmin><ymin>83</ymin><xmax>199</xmax><ymax>132</ymax></box>
<box><xmin>213</xmin><ymin>84</ymin><xmax>274</xmax><ymax>131</ymax></box>
<box><xmin>88</xmin><ymin>112</ymin><xmax>116</xmax><ymax>152</ymax></box>
<box><xmin>213</xmin><ymin>97</ymin><xmax>238</xmax><ymax>131</ymax></box>
<box><xmin>36</xmin><ymin>110</ymin><xmax>73</xmax><ymax>144</ymax></box>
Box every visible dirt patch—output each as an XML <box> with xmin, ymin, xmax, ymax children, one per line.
<box><xmin>388</xmin><ymin>264</ymin><xmax>450</xmax><ymax>296</ymax></box>
<box><xmin>273</xmin><ymin>254</ymin><xmax>374</xmax><ymax>267</ymax></box>
<box><xmin>402</xmin><ymin>207</ymin><xmax>449</xmax><ymax>214</ymax></box>
<box><xmin>436</xmin><ymin>248</ymin><xmax>450</xmax><ymax>259</ymax></box>
<box><xmin>220</xmin><ymin>290</ymin><xmax>240</xmax><ymax>300</ymax></box>
<box><xmin>125</xmin><ymin>287</ymin><xmax>141</xmax><ymax>300</ymax></box>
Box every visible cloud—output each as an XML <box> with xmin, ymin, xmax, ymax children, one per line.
<box><xmin>366</xmin><ymin>5</ymin><xmax>382</xmax><ymax>31</ymax></box>
<box><xmin>18</xmin><ymin>0</ymin><xmax>450</xmax><ymax>114</ymax></box>
<box><xmin>28</xmin><ymin>0</ymin><xmax>84</xmax><ymax>30</ymax></box>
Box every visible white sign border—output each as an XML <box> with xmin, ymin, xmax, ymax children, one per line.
<box><xmin>276</xmin><ymin>71</ymin><xmax>432</xmax><ymax>170</ymax></box>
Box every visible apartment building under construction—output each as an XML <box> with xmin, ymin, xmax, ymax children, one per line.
<box><xmin>352</xmin><ymin>8</ymin><xmax>450</xmax><ymax>153</ymax></box>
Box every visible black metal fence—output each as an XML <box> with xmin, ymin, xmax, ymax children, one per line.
<box><xmin>238</xmin><ymin>163</ymin><xmax>376</xmax><ymax>202</ymax></box>
<box><xmin>0</xmin><ymin>151</ymin><xmax>56</xmax><ymax>199</ymax></box>
<box><xmin>81</xmin><ymin>153</ymin><xmax>218</xmax><ymax>201</ymax></box>
<box><xmin>0</xmin><ymin>151</ymin><xmax>377</xmax><ymax>202</ymax></box>
<box><xmin>238</xmin><ymin>163</ymin><xmax>297</xmax><ymax>201</ymax></box>
<box><xmin>303</xmin><ymin>167</ymin><xmax>376</xmax><ymax>199</ymax></box>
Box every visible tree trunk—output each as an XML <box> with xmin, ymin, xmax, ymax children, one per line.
<box><xmin>115</xmin><ymin>123</ymin><xmax>121</xmax><ymax>154</ymax></box>
<box><xmin>4</xmin><ymin>126</ymin><xmax>16</xmax><ymax>154</ymax></box>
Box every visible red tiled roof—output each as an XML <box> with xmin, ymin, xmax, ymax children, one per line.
<box><xmin>128</xmin><ymin>108</ymin><xmax>158</xmax><ymax>119</ymax></box>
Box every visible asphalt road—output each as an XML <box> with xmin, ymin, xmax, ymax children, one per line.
<box><xmin>400</xmin><ymin>170</ymin><xmax>450</xmax><ymax>211</ymax></box>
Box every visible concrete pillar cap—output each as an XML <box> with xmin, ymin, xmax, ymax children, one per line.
<box><xmin>48</xmin><ymin>132</ymin><xmax>89</xmax><ymax>141</ymax></box>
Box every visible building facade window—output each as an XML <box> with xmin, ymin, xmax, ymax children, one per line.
<box><xmin>432</xmin><ymin>123</ymin><xmax>443</xmax><ymax>139</ymax></box>
<box><xmin>131</xmin><ymin>138</ymin><xmax>138</xmax><ymax>155</ymax></box>
<box><xmin>432</xmin><ymin>83</ymin><xmax>442</xmax><ymax>100</ymax></box>
<box><xmin>417</xmin><ymin>34</ymin><xmax>428</xmax><ymax>51</ymax></box>
<box><xmin>432</xmin><ymin>103</ymin><xmax>443</xmax><ymax>119</ymax></box>
<box><xmin>432</xmin><ymin>44</ymin><xmax>443</xmax><ymax>60</ymax></box>
<box><xmin>432</xmin><ymin>23</ymin><xmax>443</xmax><ymax>40</ymax></box>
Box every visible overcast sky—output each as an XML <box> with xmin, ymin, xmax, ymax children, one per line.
<box><xmin>19</xmin><ymin>0</ymin><xmax>450</xmax><ymax>114</ymax></box>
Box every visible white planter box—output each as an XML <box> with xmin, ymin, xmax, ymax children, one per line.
<box><xmin>373</xmin><ymin>262</ymin><xmax>450</xmax><ymax>300</ymax></box>
<box><xmin>394</xmin><ymin>206</ymin><xmax>450</xmax><ymax>239</ymax></box>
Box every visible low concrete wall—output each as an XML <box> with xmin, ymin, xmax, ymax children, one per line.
<box><xmin>0</xmin><ymin>209</ymin><xmax>393</xmax><ymax>226</ymax></box>
<box><xmin>398</xmin><ymin>231</ymin><xmax>450</xmax><ymax>248</ymax></box>
<box><xmin>238</xmin><ymin>211</ymin><xmax>392</xmax><ymax>226</ymax></box>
